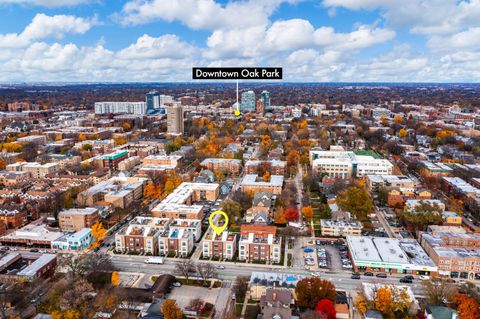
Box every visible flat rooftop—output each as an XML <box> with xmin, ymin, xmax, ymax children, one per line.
<box><xmin>241</xmin><ymin>174</ymin><xmax>284</xmax><ymax>187</ymax></box>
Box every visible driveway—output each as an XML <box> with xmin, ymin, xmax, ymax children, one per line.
<box><xmin>168</xmin><ymin>285</ymin><xmax>220</xmax><ymax>309</ymax></box>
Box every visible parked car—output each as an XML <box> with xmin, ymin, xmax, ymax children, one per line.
<box><xmin>400</xmin><ymin>278</ymin><xmax>413</xmax><ymax>283</ymax></box>
<box><xmin>376</xmin><ymin>273</ymin><xmax>387</xmax><ymax>278</ymax></box>
<box><xmin>351</xmin><ymin>274</ymin><xmax>361</xmax><ymax>279</ymax></box>
<box><xmin>419</xmin><ymin>275</ymin><xmax>430</xmax><ymax>281</ymax></box>
<box><xmin>29</xmin><ymin>248</ymin><xmax>39</xmax><ymax>252</ymax></box>
<box><xmin>404</xmin><ymin>275</ymin><xmax>414</xmax><ymax>280</ymax></box>
<box><xmin>215</xmin><ymin>265</ymin><xmax>225</xmax><ymax>270</ymax></box>
<box><xmin>364</xmin><ymin>272</ymin><xmax>374</xmax><ymax>277</ymax></box>
<box><xmin>172</xmin><ymin>282</ymin><xmax>182</xmax><ymax>287</ymax></box>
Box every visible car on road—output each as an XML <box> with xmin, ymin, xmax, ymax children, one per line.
<box><xmin>29</xmin><ymin>248</ymin><xmax>39</xmax><ymax>252</ymax></box>
<box><xmin>39</xmin><ymin>249</ymin><xmax>48</xmax><ymax>253</ymax></box>
<box><xmin>376</xmin><ymin>273</ymin><xmax>387</xmax><ymax>278</ymax></box>
<box><xmin>400</xmin><ymin>278</ymin><xmax>413</xmax><ymax>283</ymax></box>
<box><xmin>419</xmin><ymin>275</ymin><xmax>430</xmax><ymax>281</ymax></box>
<box><xmin>404</xmin><ymin>275</ymin><xmax>414</xmax><ymax>280</ymax></box>
<box><xmin>311</xmin><ymin>272</ymin><xmax>321</xmax><ymax>277</ymax></box>
<box><xmin>351</xmin><ymin>274</ymin><xmax>361</xmax><ymax>279</ymax></box>
<box><xmin>172</xmin><ymin>281</ymin><xmax>182</xmax><ymax>287</ymax></box>
<box><xmin>215</xmin><ymin>265</ymin><xmax>225</xmax><ymax>270</ymax></box>
<box><xmin>364</xmin><ymin>272</ymin><xmax>374</xmax><ymax>276</ymax></box>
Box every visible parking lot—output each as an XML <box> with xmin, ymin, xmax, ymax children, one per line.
<box><xmin>168</xmin><ymin>285</ymin><xmax>220</xmax><ymax>309</ymax></box>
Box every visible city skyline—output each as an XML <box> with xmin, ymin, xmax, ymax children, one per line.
<box><xmin>1</xmin><ymin>0</ymin><xmax>480</xmax><ymax>83</ymax></box>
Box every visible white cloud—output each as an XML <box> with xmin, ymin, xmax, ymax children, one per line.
<box><xmin>323</xmin><ymin>0</ymin><xmax>480</xmax><ymax>35</ymax></box>
<box><xmin>203</xmin><ymin>19</ymin><xmax>394</xmax><ymax>59</ymax></box>
<box><xmin>428</xmin><ymin>27</ymin><xmax>480</xmax><ymax>52</ymax></box>
<box><xmin>118</xmin><ymin>0</ymin><xmax>273</xmax><ymax>29</ymax></box>
<box><xmin>117</xmin><ymin>34</ymin><xmax>195</xmax><ymax>60</ymax></box>
<box><xmin>0</xmin><ymin>0</ymin><xmax>92</xmax><ymax>7</ymax></box>
<box><xmin>0</xmin><ymin>13</ymin><xmax>95</xmax><ymax>48</ymax></box>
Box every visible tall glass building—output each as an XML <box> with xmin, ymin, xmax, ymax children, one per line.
<box><xmin>261</xmin><ymin>90</ymin><xmax>270</xmax><ymax>111</ymax></box>
<box><xmin>146</xmin><ymin>91</ymin><xmax>160</xmax><ymax>110</ymax></box>
<box><xmin>241</xmin><ymin>90</ymin><xmax>256</xmax><ymax>112</ymax></box>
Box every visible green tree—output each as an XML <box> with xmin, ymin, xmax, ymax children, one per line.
<box><xmin>401</xmin><ymin>201</ymin><xmax>443</xmax><ymax>232</ymax></box>
<box><xmin>336</xmin><ymin>186</ymin><xmax>373</xmax><ymax>221</ymax></box>
<box><xmin>221</xmin><ymin>199</ymin><xmax>243</xmax><ymax>224</ymax></box>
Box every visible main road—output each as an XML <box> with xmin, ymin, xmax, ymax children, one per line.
<box><xmin>110</xmin><ymin>254</ymin><xmax>426</xmax><ymax>296</ymax></box>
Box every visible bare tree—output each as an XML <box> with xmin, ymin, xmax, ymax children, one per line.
<box><xmin>175</xmin><ymin>260</ymin><xmax>196</xmax><ymax>283</ymax></box>
<box><xmin>422</xmin><ymin>276</ymin><xmax>458</xmax><ymax>306</ymax></box>
<box><xmin>233</xmin><ymin>276</ymin><xmax>250</xmax><ymax>301</ymax></box>
<box><xmin>197</xmin><ymin>263</ymin><xmax>217</xmax><ymax>286</ymax></box>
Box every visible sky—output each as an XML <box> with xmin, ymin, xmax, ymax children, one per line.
<box><xmin>0</xmin><ymin>0</ymin><xmax>479</xmax><ymax>83</ymax></box>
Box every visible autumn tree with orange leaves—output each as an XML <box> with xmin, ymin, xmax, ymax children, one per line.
<box><xmin>454</xmin><ymin>293</ymin><xmax>480</xmax><ymax>319</ymax></box>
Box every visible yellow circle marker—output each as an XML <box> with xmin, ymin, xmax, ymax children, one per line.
<box><xmin>209</xmin><ymin>210</ymin><xmax>229</xmax><ymax>235</ymax></box>
<box><xmin>234</xmin><ymin>109</ymin><xmax>241</xmax><ymax>116</ymax></box>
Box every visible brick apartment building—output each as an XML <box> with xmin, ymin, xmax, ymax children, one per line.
<box><xmin>200</xmin><ymin>158</ymin><xmax>242</xmax><ymax>175</ymax></box>
<box><xmin>420</xmin><ymin>232</ymin><xmax>480</xmax><ymax>281</ymax></box>
<box><xmin>58</xmin><ymin>207</ymin><xmax>100</xmax><ymax>232</ymax></box>
<box><xmin>244</xmin><ymin>160</ymin><xmax>287</xmax><ymax>176</ymax></box>
<box><xmin>102</xmin><ymin>150</ymin><xmax>129</xmax><ymax>170</ymax></box>
<box><xmin>238</xmin><ymin>225</ymin><xmax>282</xmax><ymax>264</ymax></box>
<box><xmin>0</xmin><ymin>209</ymin><xmax>27</xmax><ymax>229</ymax></box>
<box><xmin>202</xmin><ymin>229</ymin><xmax>238</xmax><ymax>260</ymax></box>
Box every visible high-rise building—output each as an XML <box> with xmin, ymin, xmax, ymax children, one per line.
<box><xmin>167</xmin><ymin>104</ymin><xmax>184</xmax><ymax>135</ymax></box>
<box><xmin>160</xmin><ymin>95</ymin><xmax>174</xmax><ymax>106</ymax></box>
<box><xmin>241</xmin><ymin>91</ymin><xmax>255</xmax><ymax>112</ymax></box>
<box><xmin>261</xmin><ymin>90</ymin><xmax>270</xmax><ymax>111</ymax></box>
<box><xmin>146</xmin><ymin>91</ymin><xmax>160</xmax><ymax>110</ymax></box>
<box><xmin>94</xmin><ymin>102</ymin><xmax>147</xmax><ymax>115</ymax></box>
<box><xmin>256</xmin><ymin>99</ymin><xmax>265</xmax><ymax>114</ymax></box>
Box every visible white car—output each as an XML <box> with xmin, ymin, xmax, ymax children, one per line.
<box><xmin>311</xmin><ymin>272</ymin><xmax>321</xmax><ymax>277</ymax></box>
<box><xmin>215</xmin><ymin>265</ymin><xmax>225</xmax><ymax>269</ymax></box>
<box><xmin>419</xmin><ymin>275</ymin><xmax>430</xmax><ymax>281</ymax></box>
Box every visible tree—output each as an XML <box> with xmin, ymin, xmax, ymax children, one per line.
<box><xmin>287</xmin><ymin>149</ymin><xmax>300</xmax><ymax>166</ymax></box>
<box><xmin>78</xmin><ymin>134</ymin><xmax>86</xmax><ymax>141</ymax></box>
<box><xmin>354</xmin><ymin>292</ymin><xmax>369</xmax><ymax>314</ymax></box>
<box><xmin>197</xmin><ymin>263</ymin><xmax>217</xmax><ymax>286</ymax></box>
<box><xmin>221</xmin><ymin>199</ymin><xmax>243</xmax><ymax>224</ymax></box>
<box><xmin>161</xmin><ymin>299</ymin><xmax>184</xmax><ymax>319</ymax></box>
<box><xmin>336</xmin><ymin>186</ymin><xmax>373</xmax><ymax>221</ymax></box>
<box><xmin>315</xmin><ymin>299</ymin><xmax>336</xmax><ymax>319</ymax></box>
<box><xmin>399</xmin><ymin>128</ymin><xmax>408</xmax><ymax>138</ymax></box>
<box><xmin>111</xmin><ymin>271</ymin><xmax>120</xmax><ymax>287</ymax></box>
<box><xmin>295</xmin><ymin>277</ymin><xmax>336</xmax><ymax>309</ymax></box>
<box><xmin>454</xmin><ymin>293</ymin><xmax>480</xmax><ymax>319</ymax></box>
<box><xmin>422</xmin><ymin>276</ymin><xmax>457</xmax><ymax>306</ymax></box>
<box><xmin>233</xmin><ymin>276</ymin><xmax>249</xmax><ymax>301</ymax></box>
<box><xmin>375</xmin><ymin>286</ymin><xmax>393</xmax><ymax>314</ymax></box>
<box><xmin>91</xmin><ymin>222</ymin><xmax>107</xmax><ymax>248</ymax></box>
<box><xmin>302</xmin><ymin>206</ymin><xmax>314</xmax><ymax>221</ymax></box>
<box><xmin>175</xmin><ymin>260</ymin><xmax>195</xmax><ymax>284</ymax></box>
<box><xmin>0</xmin><ymin>159</ymin><xmax>5</xmax><ymax>170</ymax></box>
<box><xmin>82</xmin><ymin>144</ymin><xmax>92</xmax><ymax>151</ymax></box>
<box><xmin>285</xmin><ymin>207</ymin><xmax>299</xmax><ymax>222</ymax></box>
<box><xmin>262</xmin><ymin>171</ymin><xmax>271</xmax><ymax>182</ymax></box>
<box><xmin>373</xmin><ymin>286</ymin><xmax>411</xmax><ymax>319</ymax></box>
<box><xmin>122</xmin><ymin>122</ymin><xmax>132</xmax><ymax>132</ymax></box>
<box><xmin>401</xmin><ymin>202</ymin><xmax>443</xmax><ymax>232</ymax></box>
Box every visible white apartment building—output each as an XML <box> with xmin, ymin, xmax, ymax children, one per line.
<box><xmin>309</xmin><ymin>150</ymin><xmax>393</xmax><ymax>178</ymax></box>
<box><xmin>6</xmin><ymin>162</ymin><xmax>59</xmax><ymax>178</ymax></box>
<box><xmin>94</xmin><ymin>102</ymin><xmax>147</xmax><ymax>115</ymax></box>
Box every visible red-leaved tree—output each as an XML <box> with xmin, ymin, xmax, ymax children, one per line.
<box><xmin>285</xmin><ymin>207</ymin><xmax>299</xmax><ymax>221</ymax></box>
<box><xmin>315</xmin><ymin>299</ymin><xmax>336</xmax><ymax>319</ymax></box>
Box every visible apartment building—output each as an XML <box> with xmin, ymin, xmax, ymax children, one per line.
<box><xmin>405</xmin><ymin>199</ymin><xmax>446</xmax><ymax>213</ymax></box>
<box><xmin>76</xmin><ymin>175</ymin><xmax>147</xmax><ymax>207</ymax></box>
<box><xmin>244</xmin><ymin>160</ymin><xmax>287</xmax><ymax>176</ymax></box>
<box><xmin>240</xmin><ymin>174</ymin><xmax>284</xmax><ymax>195</ymax></box>
<box><xmin>320</xmin><ymin>220</ymin><xmax>363</xmax><ymax>237</ymax></box>
<box><xmin>310</xmin><ymin>150</ymin><xmax>393</xmax><ymax>178</ymax></box>
<box><xmin>58</xmin><ymin>207</ymin><xmax>100</xmax><ymax>232</ymax></box>
<box><xmin>420</xmin><ymin>232</ymin><xmax>480</xmax><ymax>280</ymax></box>
<box><xmin>167</xmin><ymin>104</ymin><xmax>184</xmax><ymax>135</ymax></box>
<box><xmin>137</xmin><ymin>154</ymin><xmax>182</xmax><ymax>174</ymax></box>
<box><xmin>118</xmin><ymin>156</ymin><xmax>141</xmax><ymax>171</ymax></box>
<box><xmin>238</xmin><ymin>225</ymin><xmax>282</xmax><ymax>264</ymax></box>
<box><xmin>102</xmin><ymin>150</ymin><xmax>129</xmax><ymax>170</ymax></box>
<box><xmin>200</xmin><ymin>158</ymin><xmax>242</xmax><ymax>175</ymax></box>
<box><xmin>387</xmin><ymin>190</ymin><xmax>431</xmax><ymax>207</ymax></box>
<box><xmin>151</xmin><ymin>182</ymin><xmax>219</xmax><ymax>219</ymax></box>
<box><xmin>115</xmin><ymin>217</ymin><xmax>201</xmax><ymax>256</ymax></box>
<box><xmin>366</xmin><ymin>175</ymin><xmax>416</xmax><ymax>192</ymax></box>
<box><xmin>6</xmin><ymin>162</ymin><xmax>59</xmax><ymax>178</ymax></box>
<box><xmin>202</xmin><ymin>229</ymin><xmax>238</xmax><ymax>260</ymax></box>
<box><xmin>94</xmin><ymin>101</ymin><xmax>147</xmax><ymax>115</ymax></box>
